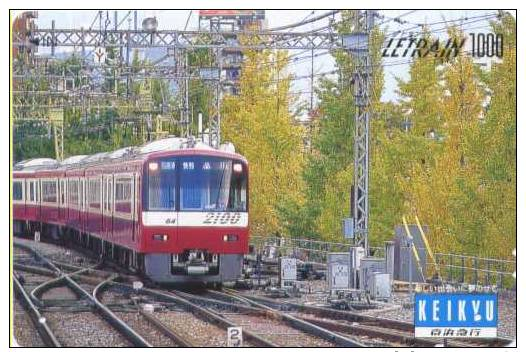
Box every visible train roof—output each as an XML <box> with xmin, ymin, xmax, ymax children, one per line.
<box><xmin>14</xmin><ymin>137</ymin><xmax>245</xmax><ymax>173</ymax></box>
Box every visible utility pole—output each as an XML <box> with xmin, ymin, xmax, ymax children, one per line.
<box><xmin>210</xmin><ymin>48</ymin><xmax>222</xmax><ymax>148</ymax></box>
<box><xmin>343</xmin><ymin>10</ymin><xmax>376</xmax><ymax>256</ymax></box>
<box><xmin>184</xmin><ymin>50</ymin><xmax>190</xmax><ymax>137</ymax></box>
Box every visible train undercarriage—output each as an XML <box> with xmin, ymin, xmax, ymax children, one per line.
<box><xmin>13</xmin><ymin>219</ymin><xmax>242</xmax><ymax>285</ymax></box>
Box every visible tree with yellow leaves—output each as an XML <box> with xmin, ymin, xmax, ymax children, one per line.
<box><xmin>221</xmin><ymin>49</ymin><xmax>305</xmax><ymax>237</ymax></box>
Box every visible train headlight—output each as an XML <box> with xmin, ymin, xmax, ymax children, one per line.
<box><xmin>233</xmin><ymin>163</ymin><xmax>243</xmax><ymax>173</ymax></box>
<box><xmin>223</xmin><ymin>234</ymin><xmax>239</xmax><ymax>242</ymax></box>
<box><xmin>149</xmin><ymin>162</ymin><xmax>159</xmax><ymax>172</ymax></box>
<box><xmin>153</xmin><ymin>234</ymin><xmax>168</xmax><ymax>241</ymax></box>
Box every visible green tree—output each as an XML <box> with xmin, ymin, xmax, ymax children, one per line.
<box><xmin>222</xmin><ymin>48</ymin><xmax>305</xmax><ymax>237</ymax></box>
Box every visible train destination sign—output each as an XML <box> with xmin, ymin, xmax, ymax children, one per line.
<box><xmin>414</xmin><ymin>293</ymin><xmax>498</xmax><ymax>338</ymax></box>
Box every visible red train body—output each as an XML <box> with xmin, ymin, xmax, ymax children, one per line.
<box><xmin>13</xmin><ymin>139</ymin><xmax>249</xmax><ymax>283</ymax></box>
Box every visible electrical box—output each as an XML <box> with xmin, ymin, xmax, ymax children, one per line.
<box><xmin>342</xmin><ymin>218</ymin><xmax>354</xmax><ymax>239</ymax></box>
<box><xmin>327</xmin><ymin>253</ymin><xmax>350</xmax><ymax>291</ymax></box>
<box><xmin>349</xmin><ymin>246</ymin><xmax>365</xmax><ymax>288</ymax></box>
<box><xmin>359</xmin><ymin>257</ymin><xmax>385</xmax><ymax>291</ymax></box>
<box><xmin>280</xmin><ymin>257</ymin><xmax>297</xmax><ymax>288</ymax></box>
<box><xmin>368</xmin><ymin>273</ymin><xmax>391</xmax><ymax>300</ymax></box>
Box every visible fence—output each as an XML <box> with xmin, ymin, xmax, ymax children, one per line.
<box><xmin>249</xmin><ymin>235</ymin><xmax>516</xmax><ymax>289</ymax></box>
<box><xmin>434</xmin><ymin>252</ymin><xmax>516</xmax><ymax>289</ymax></box>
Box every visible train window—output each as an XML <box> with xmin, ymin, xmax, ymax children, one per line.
<box><xmin>102</xmin><ymin>178</ymin><xmax>107</xmax><ymax>212</ymax></box>
<box><xmin>179</xmin><ymin>157</ymin><xmax>247</xmax><ymax>212</ymax></box>
<box><xmin>115</xmin><ymin>176</ymin><xmax>132</xmax><ymax>214</ymax></box>
<box><xmin>148</xmin><ymin>161</ymin><xmax>176</xmax><ymax>211</ymax></box>
<box><xmin>68</xmin><ymin>179</ymin><xmax>79</xmax><ymax>207</ymax></box>
<box><xmin>80</xmin><ymin>179</ymin><xmax>85</xmax><ymax>210</ymax></box>
<box><xmin>42</xmin><ymin>179</ymin><xmax>58</xmax><ymax>204</ymax></box>
<box><xmin>60</xmin><ymin>179</ymin><xmax>66</xmax><ymax>206</ymax></box>
<box><xmin>13</xmin><ymin>180</ymin><xmax>23</xmax><ymax>201</ymax></box>
<box><xmin>36</xmin><ymin>180</ymin><xmax>40</xmax><ymax>203</ymax></box>
<box><xmin>28</xmin><ymin>181</ymin><xmax>35</xmax><ymax>202</ymax></box>
<box><xmin>88</xmin><ymin>178</ymin><xmax>101</xmax><ymax>210</ymax></box>
<box><xmin>108</xmin><ymin>179</ymin><xmax>113</xmax><ymax>214</ymax></box>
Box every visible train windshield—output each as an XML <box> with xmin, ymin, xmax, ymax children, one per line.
<box><xmin>147</xmin><ymin>156</ymin><xmax>247</xmax><ymax>212</ymax></box>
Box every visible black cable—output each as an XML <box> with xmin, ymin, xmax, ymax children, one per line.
<box><xmin>266</xmin><ymin>10</ymin><xmax>339</xmax><ymax>32</ymax></box>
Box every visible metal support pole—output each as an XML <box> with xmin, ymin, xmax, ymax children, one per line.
<box><xmin>184</xmin><ymin>51</ymin><xmax>190</xmax><ymax>137</ymax></box>
<box><xmin>448</xmin><ymin>254</ymin><xmax>453</xmax><ymax>282</ymax></box>
<box><xmin>485</xmin><ymin>261</ymin><xmax>490</xmax><ymax>286</ymax></box>
<box><xmin>461</xmin><ymin>257</ymin><xmax>465</xmax><ymax>283</ymax></box>
<box><xmin>210</xmin><ymin>48</ymin><xmax>222</xmax><ymax>148</ymax></box>
<box><xmin>474</xmin><ymin>258</ymin><xmax>478</xmax><ymax>285</ymax></box>
<box><xmin>346</xmin><ymin>10</ymin><xmax>376</xmax><ymax>255</ymax></box>
<box><xmin>51</xmin><ymin>20</ymin><xmax>56</xmax><ymax>56</ymax></box>
<box><xmin>408</xmin><ymin>240</ymin><xmax>413</xmax><ymax>296</ymax></box>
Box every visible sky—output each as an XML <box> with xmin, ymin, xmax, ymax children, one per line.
<box><xmin>25</xmin><ymin>10</ymin><xmax>504</xmax><ymax>109</ymax></box>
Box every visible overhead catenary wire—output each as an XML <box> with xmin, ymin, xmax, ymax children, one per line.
<box><xmin>266</xmin><ymin>10</ymin><xmax>340</xmax><ymax>31</ymax></box>
<box><xmin>17</xmin><ymin>11</ymin><xmax>504</xmax><ymax>116</ymax></box>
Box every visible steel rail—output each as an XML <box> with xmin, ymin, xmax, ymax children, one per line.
<box><xmin>227</xmin><ymin>290</ymin><xmax>513</xmax><ymax>347</ymax></box>
<box><xmin>30</xmin><ymin>267</ymin><xmax>91</xmax><ymax>306</ymax></box>
<box><xmin>14</xmin><ymin>242</ymin><xmax>152</xmax><ymax>347</ymax></box>
<box><xmin>139</xmin><ymin>310</ymin><xmax>194</xmax><ymax>347</ymax></box>
<box><xmin>105</xmin><ymin>281</ymin><xmax>278</xmax><ymax>347</ymax></box>
<box><xmin>227</xmin><ymin>289</ymin><xmax>414</xmax><ymax>332</ymax></box>
<box><xmin>220</xmin><ymin>289</ymin><xmax>365</xmax><ymax>347</ymax></box>
<box><xmin>13</xmin><ymin>275</ymin><xmax>61</xmax><ymax>347</ymax></box>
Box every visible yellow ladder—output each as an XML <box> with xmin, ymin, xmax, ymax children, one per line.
<box><xmin>402</xmin><ymin>216</ymin><xmax>426</xmax><ymax>282</ymax></box>
<box><xmin>415</xmin><ymin>215</ymin><xmax>442</xmax><ymax>281</ymax></box>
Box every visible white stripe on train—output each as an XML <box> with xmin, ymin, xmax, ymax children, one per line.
<box><xmin>142</xmin><ymin>211</ymin><xmax>248</xmax><ymax>227</ymax></box>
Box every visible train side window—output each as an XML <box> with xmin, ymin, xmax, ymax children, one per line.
<box><xmin>28</xmin><ymin>181</ymin><xmax>35</xmax><ymax>202</ymax></box>
<box><xmin>37</xmin><ymin>180</ymin><xmax>40</xmax><ymax>203</ymax></box>
<box><xmin>68</xmin><ymin>179</ymin><xmax>79</xmax><ymax>208</ymax></box>
<box><xmin>88</xmin><ymin>178</ymin><xmax>101</xmax><ymax>210</ymax></box>
<box><xmin>13</xmin><ymin>180</ymin><xmax>23</xmax><ymax>201</ymax></box>
<box><xmin>115</xmin><ymin>176</ymin><xmax>132</xmax><ymax>214</ymax></box>
<box><xmin>42</xmin><ymin>179</ymin><xmax>58</xmax><ymax>204</ymax></box>
<box><xmin>135</xmin><ymin>175</ymin><xmax>139</xmax><ymax>218</ymax></box>
<box><xmin>109</xmin><ymin>178</ymin><xmax>113</xmax><ymax>214</ymax></box>
<box><xmin>79</xmin><ymin>178</ymin><xmax>84</xmax><ymax>210</ymax></box>
<box><xmin>102</xmin><ymin>178</ymin><xmax>107</xmax><ymax>213</ymax></box>
<box><xmin>60</xmin><ymin>179</ymin><xmax>66</xmax><ymax>207</ymax></box>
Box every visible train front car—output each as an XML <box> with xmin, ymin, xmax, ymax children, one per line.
<box><xmin>141</xmin><ymin>150</ymin><xmax>249</xmax><ymax>283</ymax></box>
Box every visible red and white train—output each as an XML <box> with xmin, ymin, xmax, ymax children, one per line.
<box><xmin>13</xmin><ymin>138</ymin><xmax>249</xmax><ymax>284</ymax></box>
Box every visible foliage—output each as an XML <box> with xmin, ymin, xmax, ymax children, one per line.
<box><xmin>222</xmin><ymin>48</ymin><xmax>305</xmax><ymax>237</ymax></box>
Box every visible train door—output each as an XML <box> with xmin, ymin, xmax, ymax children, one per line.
<box><xmin>133</xmin><ymin>173</ymin><xmax>139</xmax><ymax>245</ymax></box>
<box><xmin>36</xmin><ymin>178</ymin><xmax>41</xmax><ymax>222</ymax></box>
<box><xmin>102</xmin><ymin>174</ymin><xmax>114</xmax><ymax>241</ymax></box>
<box><xmin>59</xmin><ymin>178</ymin><xmax>67</xmax><ymax>223</ymax></box>
<box><xmin>67</xmin><ymin>177</ymin><xmax>81</xmax><ymax>229</ymax></box>
<box><xmin>87</xmin><ymin>175</ymin><xmax>103</xmax><ymax>235</ymax></box>
<box><xmin>80</xmin><ymin>177</ymin><xmax>85</xmax><ymax>232</ymax></box>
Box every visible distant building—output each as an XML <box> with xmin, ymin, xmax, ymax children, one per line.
<box><xmin>12</xmin><ymin>11</ymin><xmax>38</xmax><ymax>63</ymax></box>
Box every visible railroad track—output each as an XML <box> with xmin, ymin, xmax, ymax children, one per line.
<box><xmin>13</xmin><ymin>242</ymin><xmax>150</xmax><ymax>347</ymax></box>
<box><xmin>173</xmin><ymin>288</ymin><xmax>364</xmax><ymax>347</ymax></box>
<box><xmin>220</xmin><ymin>288</ymin><xmax>513</xmax><ymax>348</ymax></box>
<box><xmin>12</xmin><ymin>239</ymin><xmax>514</xmax><ymax>347</ymax></box>
<box><xmin>97</xmin><ymin>281</ymin><xmax>272</xmax><ymax>347</ymax></box>
<box><xmin>14</xmin><ymin>241</ymin><xmax>267</xmax><ymax>347</ymax></box>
